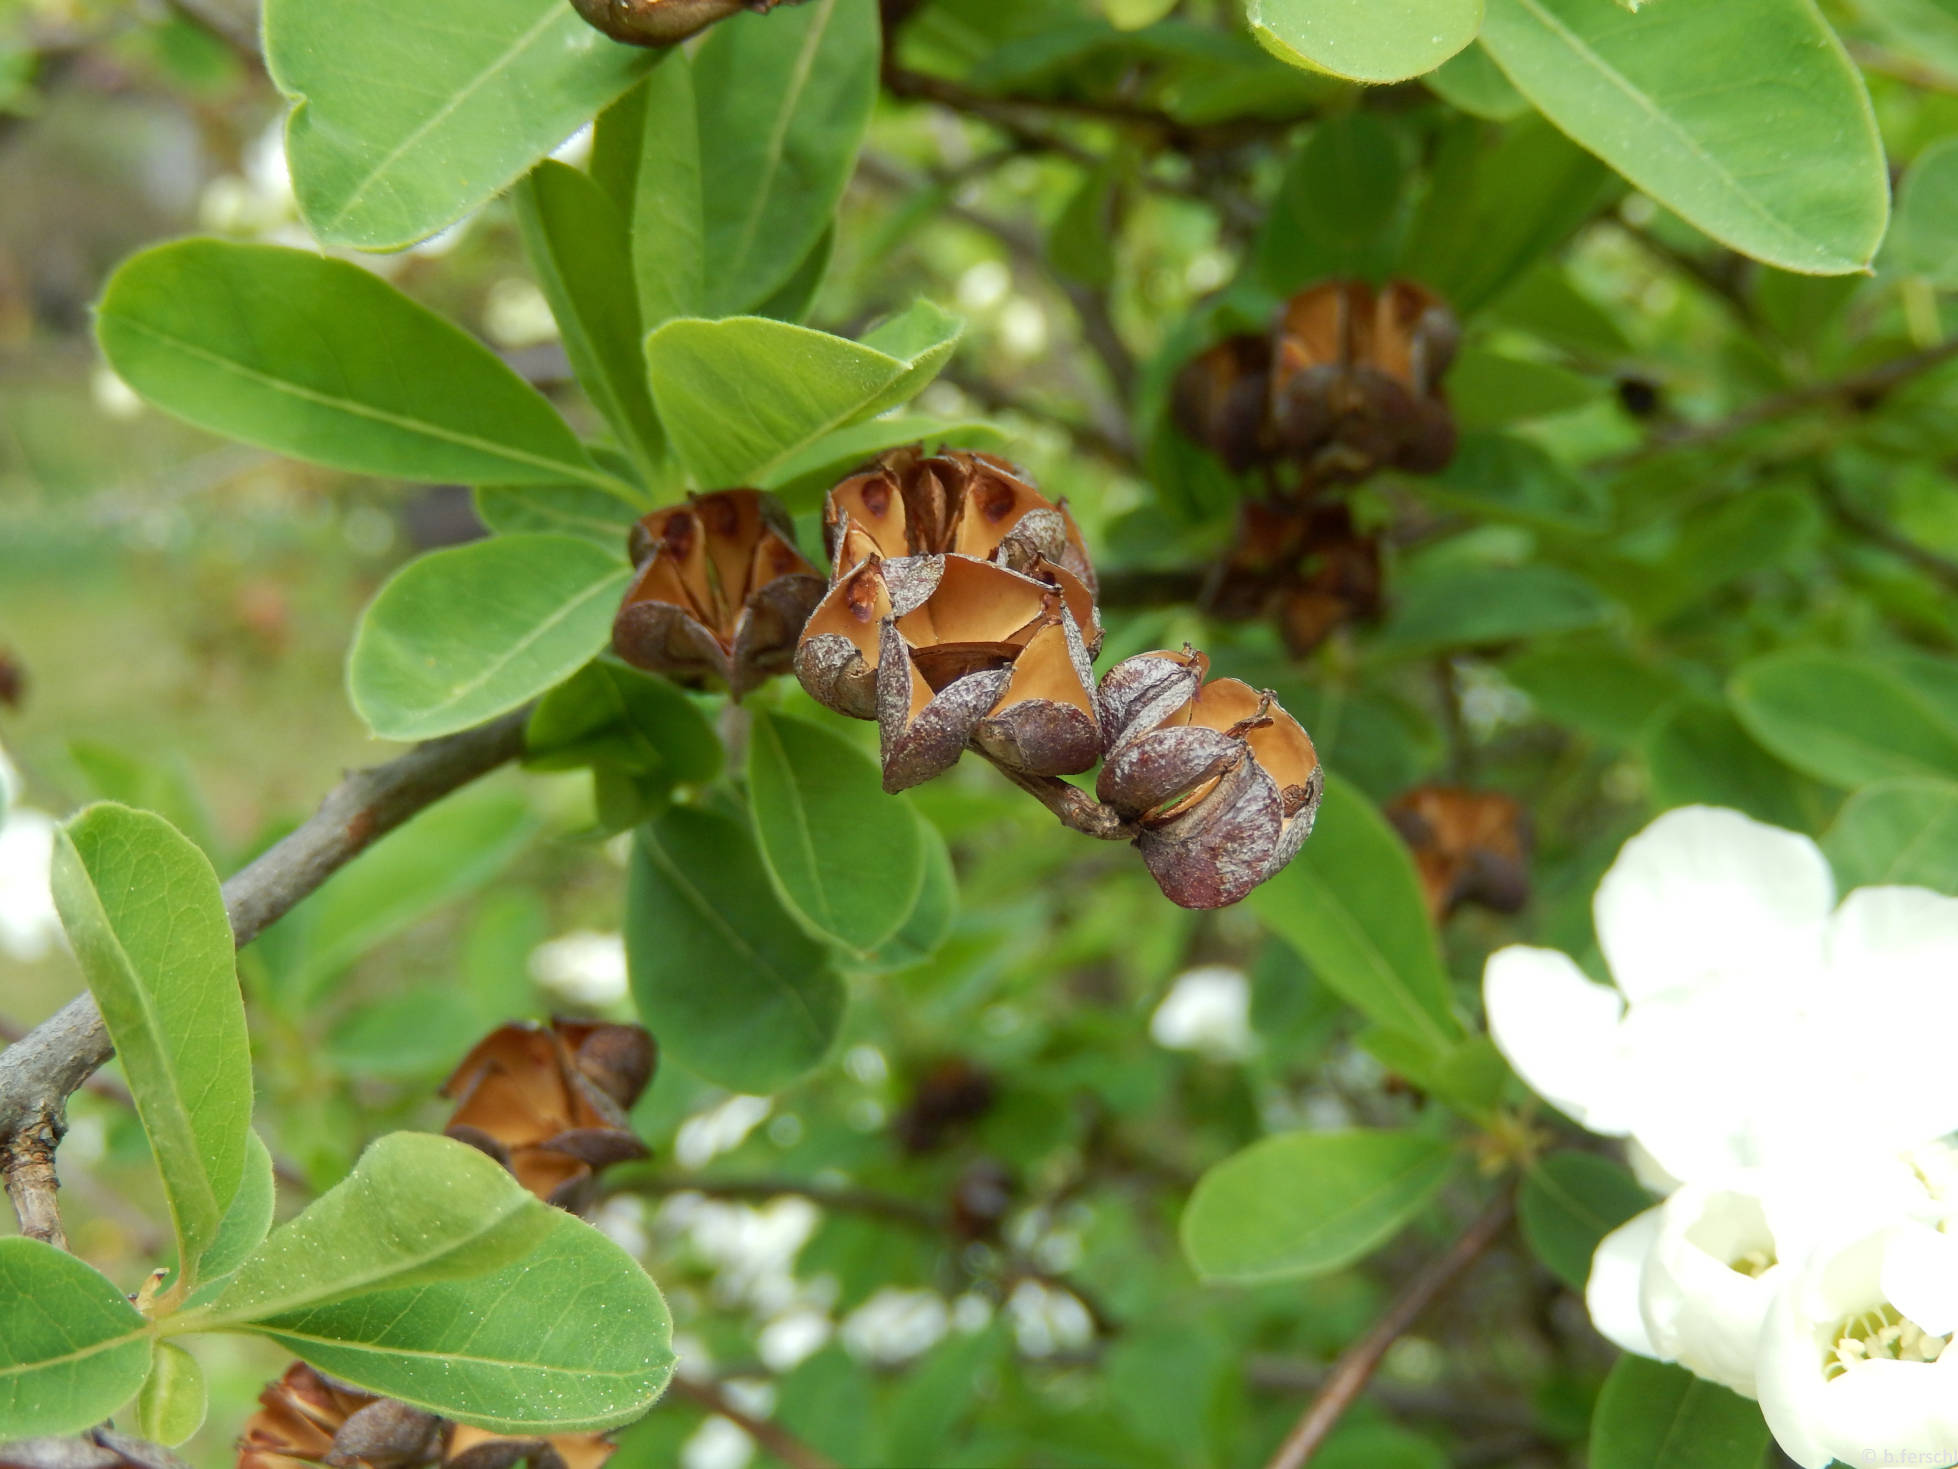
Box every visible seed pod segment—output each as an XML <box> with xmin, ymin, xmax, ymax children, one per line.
<box><xmin>567</xmin><ymin>0</ymin><xmax>802</xmax><ymax>47</ymax></box>
<box><xmin>1387</xmin><ymin>785</ymin><xmax>1533</xmax><ymax>922</ymax></box>
<box><xmin>613</xmin><ymin>489</ymin><xmax>824</xmax><ymax>701</ymax></box>
<box><xmin>1096</xmin><ymin>652</ymin><xmax>1324</xmax><ymax>909</ymax></box>
<box><xmin>1171</xmin><ymin>335</ymin><xmax>1275</xmax><ymax>474</ymax></box>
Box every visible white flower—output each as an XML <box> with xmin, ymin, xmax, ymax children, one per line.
<box><xmin>1149</xmin><ymin>965</ymin><xmax>1255</xmax><ymax>1060</ymax></box>
<box><xmin>0</xmin><ymin>804</ymin><xmax>62</xmax><ymax>964</ymax></box>
<box><xmin>526</xmin><ymin>929</ymin><xmax>629</xmax><ymax>1006</ymax></box>
<box><xmin>1758</xmin><ymin>1223</ymin><xmax>1958</xmax><ymax>1469</ymax></box>
<box><xmin>1484</xmin><ymin>807</ymin><xmax>1958</xmax><ymax>1183</ymax></box>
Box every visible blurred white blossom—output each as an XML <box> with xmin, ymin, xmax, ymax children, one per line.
<box><xmin>527</xmin><ymin>929</ymin><xmax>628</xmax><ymax>1006</ymax></box>
<box><xmin>1149</xmin><ymin>965</ymin><xmax>1254</xmax><ymax>1060</ymax></box>
<box><xmin>841</xmin><ymin>1288</ymin><xmax>950</xmax><ymax>1365</ymax></box>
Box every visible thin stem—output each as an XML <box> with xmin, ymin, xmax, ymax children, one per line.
<box><xmin>989</xmin><ymin>764</ymin><xmax>1139</xmax><ymax>841</ymax></box>
<box><xmin>668</xmin><ymin>1377</ymin><xmax>838</xmax><ymax>1469</ymax></box>
<box><xmin>1262</xmin><ymin>1192</ymin><xmax>1516</xmax><ymax>1469</ymax></box>
<box><xmin>1815</xmin><ymin>473</ymin><xmax>1958</xmax><ymax>594</ymax></box>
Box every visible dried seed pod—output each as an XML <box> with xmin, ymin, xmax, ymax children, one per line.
<box><xmin>567</xmin><ymin>0</ymin><xmax>800</xmax><ymax>47</ymax></box>
<box><xmin>1171</xmin><ymin>334</ymin><xmax>1275</xmax><ymax>474</ymax></box>
<box><xmin>794</xmin><ymin>533</ymin><xmax>894</xmax><ymax>720</ymax></box>
<box><xmin>239</xmin><ymin>1365</ymin><xmax>393</xmax><ymax>1469</ymax></box>
<box><xmin>1096</xmin><ymin>654</ymin><xmax>1324</xmax><ymax>909</ymax></box>
<box><xmin>1268</xmin><ymin>279</ymin><xmax>1460</xmax><ymax>484</ymax></box>
<box><xmin>1204</xmin><ymin>499</ymin><xmax>1384</xmax><ymax>657</ymax></box>
<box><xmin>893</xmin><ymin>1058</ymin><xmax>998</xmax><ymax>1155</ymax></box>
<box><xmin>438</xmin><ymin>1020</ymin><xmax>652</xmax><ymax>1213</ymax></box>
<box><xmin>971</xmin><ymin>614</ymin><xmax>1102</xmax><ymax>777</ymax></box>
<box><xmin>1386</xmin><ymin>785</ymin><xmax>1533</xmax><ymax>922</ymax></box>
<box><xmin>613</xmin><ymin>489</ymin><xmax>824</xmax><ymax>701</ymax></box>
<box><xmin>327</xmin><ymin>1402</ymin><xmax>443</xmax><ymax>1469</ymax></box>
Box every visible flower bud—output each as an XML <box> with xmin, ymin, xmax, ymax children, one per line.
<box><xmin>613</xmin><ymin>488</ymin><xmax>824</xmax><ymax>701</ymax></box>
<box><xmin>1097</xmin><ymin>653</ymin><xmax>1323</xmax><ymax>909</ymax></box>
<box><xmin>1269</xmin><ymin>278</ymin><xmax>1459</xmax><ymax>482</ymax></box>
<box><xmin>567</xmin><ymin>0</ymin><xmax>798</xmax><ymax>47</ymax></box>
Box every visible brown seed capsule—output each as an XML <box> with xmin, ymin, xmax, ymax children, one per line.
<box><xmin>892</xmin><ymin>1058</ymin><xmax>998</xmax><ymax>1155</ymax></box>
<box><xmin>438</xmin><ymin>1020</ymin><xmax>652</xmax><ymax>1213</ymax></box>
<box><xmin>1386</xmin><ymin>785</ymin><xmax>1533</xmax><ymax>922</ymax></box>
<box><xmin>1203</xmin><ymin>499</ymin><xmax>1384</xmax><ymax>656</ymax></box>
<box><xmin>566</xmin><ymin>0</ymin><xmax>800</xmax><ymax>47</ymax></box>
<box><xmin>613</xmin><ymin>489</ymin><xmax>824</xmax><ymax>701</ymax></box>
<box><xmin>1097</xmin><ymin>653</ymin><xmax>1324</xmax><ymax>909</ymax></box>
<box><xmin>1171</xmin><ymin>334</ymin><xmax>1275</xmax><ymax>474</ymax></box>
<box><xmin>1268</xmin><ymin>279</ymin><xmax>1460</xmax><ymax>484</ymax></box>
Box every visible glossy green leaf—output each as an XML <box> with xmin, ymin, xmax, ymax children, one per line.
<box><xmin>1374</xmin><ymin>563</ymin><xmax>1614</xmax><ymax>659</ymax></box>
<box><xmin>1887</xmin><ymin>138</ymin><xmax>1958</xmax><ymax>287</ymax></box>
<box><xmin>1519</xmin><ymin>1152</ymin><xmax>1651</xmax><ymax>1291</ymax></box>
<box><xmin>646</xmin><ymin>305</ymin><xmax>962</xmax><ymax>488</ymax></box>
<box><xmin>1181</xmin><ymin>1130</ymin><xmax>1459</xmax><ymax>1283</ymax></box>
<box><xmin>67</xmin><ymin>741</ymin><xmax>220</xmax><ymax>863</ymax></box>
<box><xmin>1247</xmin><ymin>0</ymin><xmax>1482</xmax><ymax>83</ymax></box>
<box><xmin>264</xmin><ymin>0</ymin><xmax>656</xmax><ymax>249</ymax></box>
<box><xmin>1824</xmin><ymin>779</ymin><xmax>1958</xmax><ymax>894</ymax></box>
<box><xmin>526</xmin><ymin>659</ymin><xmax>724</xmax><ymax>782</ymax></box>
<box><xmin>626</xmin><ymin>804</ymin><xmax>846</xmax><ymax>1092</ymax></box>
<box><xmin>515</xmin><ymin>161</ymin><xmax>664</xmax><ymax>477</ymax></box>
<box><xmin>52</xmin><ymin>804</ymin><xmax>251</xmax><ymax>1285</ymax></box>
<box><xmin>749</xmin><ymin>711</ymin><xmax>925</xmax><ymax>954</ymax></box>
<box><xmin>1480</xmin><ymin>0</ymin><xmax>1888</xmax><ymax>274</ymax></box>
<box><xmin>617</xmin><ymin>57</ymin><xmax>706</xmax><ymax>329</ymax></box>
<box><xmin>1643</xmin><ymin>700</ymin><xmax>1811</xmax><ymax>830</ymax></box>
<box><xmin>475</xmin><ymin>485</ymin><xmax>637</xmax><ymax>550</ymax></box>
<box><xmin>348</xmin><ymin>534</ymin><xmax>632</xmax><ymax>742</ymax></box>
<box><xmin>1589</xmin><ymin>1356</ymin><xmax>1769</xmax><ymax>1469</ymax></box>
<box><xmin>1256</xmin><ymin>113</ymin><xmax>1405</xmax><ymax>295</ymax></box>
<box><xmin>1425</xmin><ymin>42</ymin><xmax>1530</xmax><ymax>119</ymax></box>
<box><xmin>137</xmin><ymin>1342</ymin><xmax>206</xmax><ymax>1448</ymax></box>
<box><xmin>184</xmin><ymin>1133</ymin><xmax>672</xmax><ymax>1432</ymax></box>
<box><xmin>864</xmin><ymin>816</ymin><xmax>959</xmax><ymax>972</ymax></box>
<box><xmin>694</xmin><ymin>0</ymin><xmax>879</xmax><ymax>314</ymax></box>
<box><xmin>1249</xmin><ymin>774</ymin><xmax>1462</xmax><ymax>1056</ymax></box>
<box><xmin>198</xmin><ymin>1131</ymin><xmax>278</xmax><ymax>1284</ymax></box>
<box><xmin>1730</xmin><ymin>649</ymin><xmax>1958</xmax><ymax>788</ymax></box>
<box><xmin>1401</xmin><ymin>117</ymin><xmax>1612</xmax><ymax>314</ymax></box>
<box><xmin>0</xmin><ymin>1238</ymin><xmax>153</xmax><ymax>1438</ymax></box>
<box><xmin>97</xmin><ymin>241</ymin><xmax>616</xmax><ymax>493</ymax></box>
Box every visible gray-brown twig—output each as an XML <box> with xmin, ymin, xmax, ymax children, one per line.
<box><xmin>0</xmin><ymin>708</ymin><xmax>532</xmax><ymax>1240</ymax></box>
<box><xmin>1263</xmin><ymin>1192</ymin><xmax>1517</xmax><ymax>1469</ymax></box>
<box><xmin>2</xmin><ymin>1118</ymin><xmax>65</xmax><ymax>1249</ymax></box>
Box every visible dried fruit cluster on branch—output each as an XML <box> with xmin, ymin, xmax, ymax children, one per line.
<box><xmin>1172</xmin><ymin>278</ymin><xmax>1461</xmax><ymax>655</ymax></box>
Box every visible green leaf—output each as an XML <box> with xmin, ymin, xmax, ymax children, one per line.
<box><xmin>863</xmin><ymin>815</ymin><xmax>959</xmax><ymax>972</ymax></box>
<box><xmin>526</xmin><ymin>659</ymin><xmax>724</xmax><ymax>782</ymax></box>
<box><xmin>51</xmin><ymin>804</ymin><xmax>251</xmax><ymax>1285</ymax></box>
<box><xmin>626</xmin><ymin>803</ymin><xmax>846</xmax><ymax>1092</ymax></box>
<box><xmin>1181</xmin><ymin>1130</ymin><xmax>1459</xmax><ymax>1283</ymax></box>
<box><xmin>1504</xmin><ymin>641</ymin><xmax>1683</xmax><ymax>746</ymax></box>
<box><xmin>1448</xmin><ymin>350</ymin><xmax>1601</xmax><ymax>430</ymax></box>
<box><xmin>1519</xmin><ymin>1152</ymin><xmax>1651</xmax><ymax>1292</ymax></box>
<box><xmin>748</xmin><ymin>711</ymin><xmax>925</xmax><ymax>954</ymax></box>
<box><xmin>1588</xmin><ymin>1356</ymin><xmax>1769</xmax><ymax>1469</ymax></box>
<box><xmin>1479</xmin><ymin>0</ymin><xmax>1888</xmax><ymax>275</ymax></box>
<box><xmin>348</xmin><ymin>534</ymin><xmax>632</xmax><ymax>742</ymax></box>
<box><xmin>137</xmin><ymin>1342</ymin><xmax>206</xmax><ymax>1448</ymax></box>
<box><xmin>264</xmin><ymin>0</ymin><xmax>657</xmax><ymax>249</ymax></box>
<box><xmin>264</xmin><ymin>789</ymin><xmax>536</xmax><ymax>1008</ymax></box>
<box><xmin>199</xmin><ymin>1131</ymin><xmax>278</xmax><ymax>1284</ymax></box>
<box><xmin>1373</xmin><ymin>563</ymin><xmax>1614</xmax><ymax>659</ymax></box>
<box><xmin>1643</xmin><ymin>700</ymin><xmax>1811</xmax><ymax>830</ymax></box>
<box><xmin>0</xmin><ymin>1238</ymin><xmax>153</xmax><ymax>1438</ymax></box>
<box><xmin>622</xmin><ymin>57</ymin><xmax>706</xmax><ymax>328</ymax></box>
<box><xmin>97</xmin><ymin>241</ymin><xmax>617</xmax><ymax>493</ymax></box>
<box><xmin>645</xmin><ymin>305</ymin><xmax>963</xmax><ymax>488</ymax></box>
<box><xmin>514</xmin><ymin>161</ymin><xmax>664</xmax><ymax>477</ymax></box>
<box><xmin>1255</xmin><ymin>113</ymin><xmax>1406</xmax><ymax>295</ymax></box>
<box><xmin>694</xmin><ymin>0</ymin><xmax>880</xmax><ymax>315</ymax></box>
<box><xmin>1247</xmin><ymin>0</ymin><xmax>1483</xmax><ymax>83</ymax></box>
<box><xmin>1887</xmin><ymin>137</ymin><xmax>1958</xmax><ymax>287</ymax></box>
<box><xmin>1844</xmin><ymin>0</ymin><xmax>1958</xmax><ymax>79</ymax></box>
<box><xmin>1729</xmin><ymin>649</ymin><xmax>1958</xmax><ymax>789</ymax></box>
<box><xmin>183</xmin><ymin>1133</ymin><xmax>673</xmax><ymax>1433</ymax></box>
<box><xmin>1400</xmin><ymin>116</ymin><xmax>1611</xmax><ymax>315</ymax></box>
<box><xmin>475</xmin><ymin>485</ymin><xmax>636</xmax><ymax>550</ymax></box>
<box><xmin>1824</xmin><ymin>779</ymin><xmax>1958</xmax><ymax>894</ymax></box>
<box><xmin>67</xmin><ymin>741</ymin><xmax>220</xmax><ymax>863</ymax></box>
<box><xmin>1419</xmin><ymin>431</ymin><xmax>1609</xmax><ymax>530</ymax></box>
<box><xmin>1425</xmin><ymin>42</ymin><xmax>1530</xmax><ymax>119</ymax></box>
<box><xmin>1248</xmin><ymin>774</ymin><xmax>1462</xmax><ymax>1057</ymax></box>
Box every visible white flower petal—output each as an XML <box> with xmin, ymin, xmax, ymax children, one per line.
<box><xmin>1586</xmin><ymin>1207</ymin><xmax>1663</xmax><ymax>1358</ymax></box>
<box><xmin>1882</xmin><ymin>1222</ymin><xmax>1958</xmax><ymax>1338</ymax></box>
<box><xmin>1482</xmin><ymin>946</ymin><xmax>1628</xmax><ymax>1133</ymax></box>
<box><xmin>1593</xmin><ymin>806</ymin><xmax>1833</xmax><ymax>1005</ymax></box>
<box><xmin>1639</xmin><ymin>1181</ymin><xmax>1782</xmax><ymax>1397</ymax></box>
<box><xmin>1758</xmin><ymin>1276</ymin><xmax>1848</xmax><ymax>1469</ymax></box>
<box><xmin>1803</xmin><ymin>1359</ymin><xmax>1958</xmax><ymax>1469</ymax></box>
